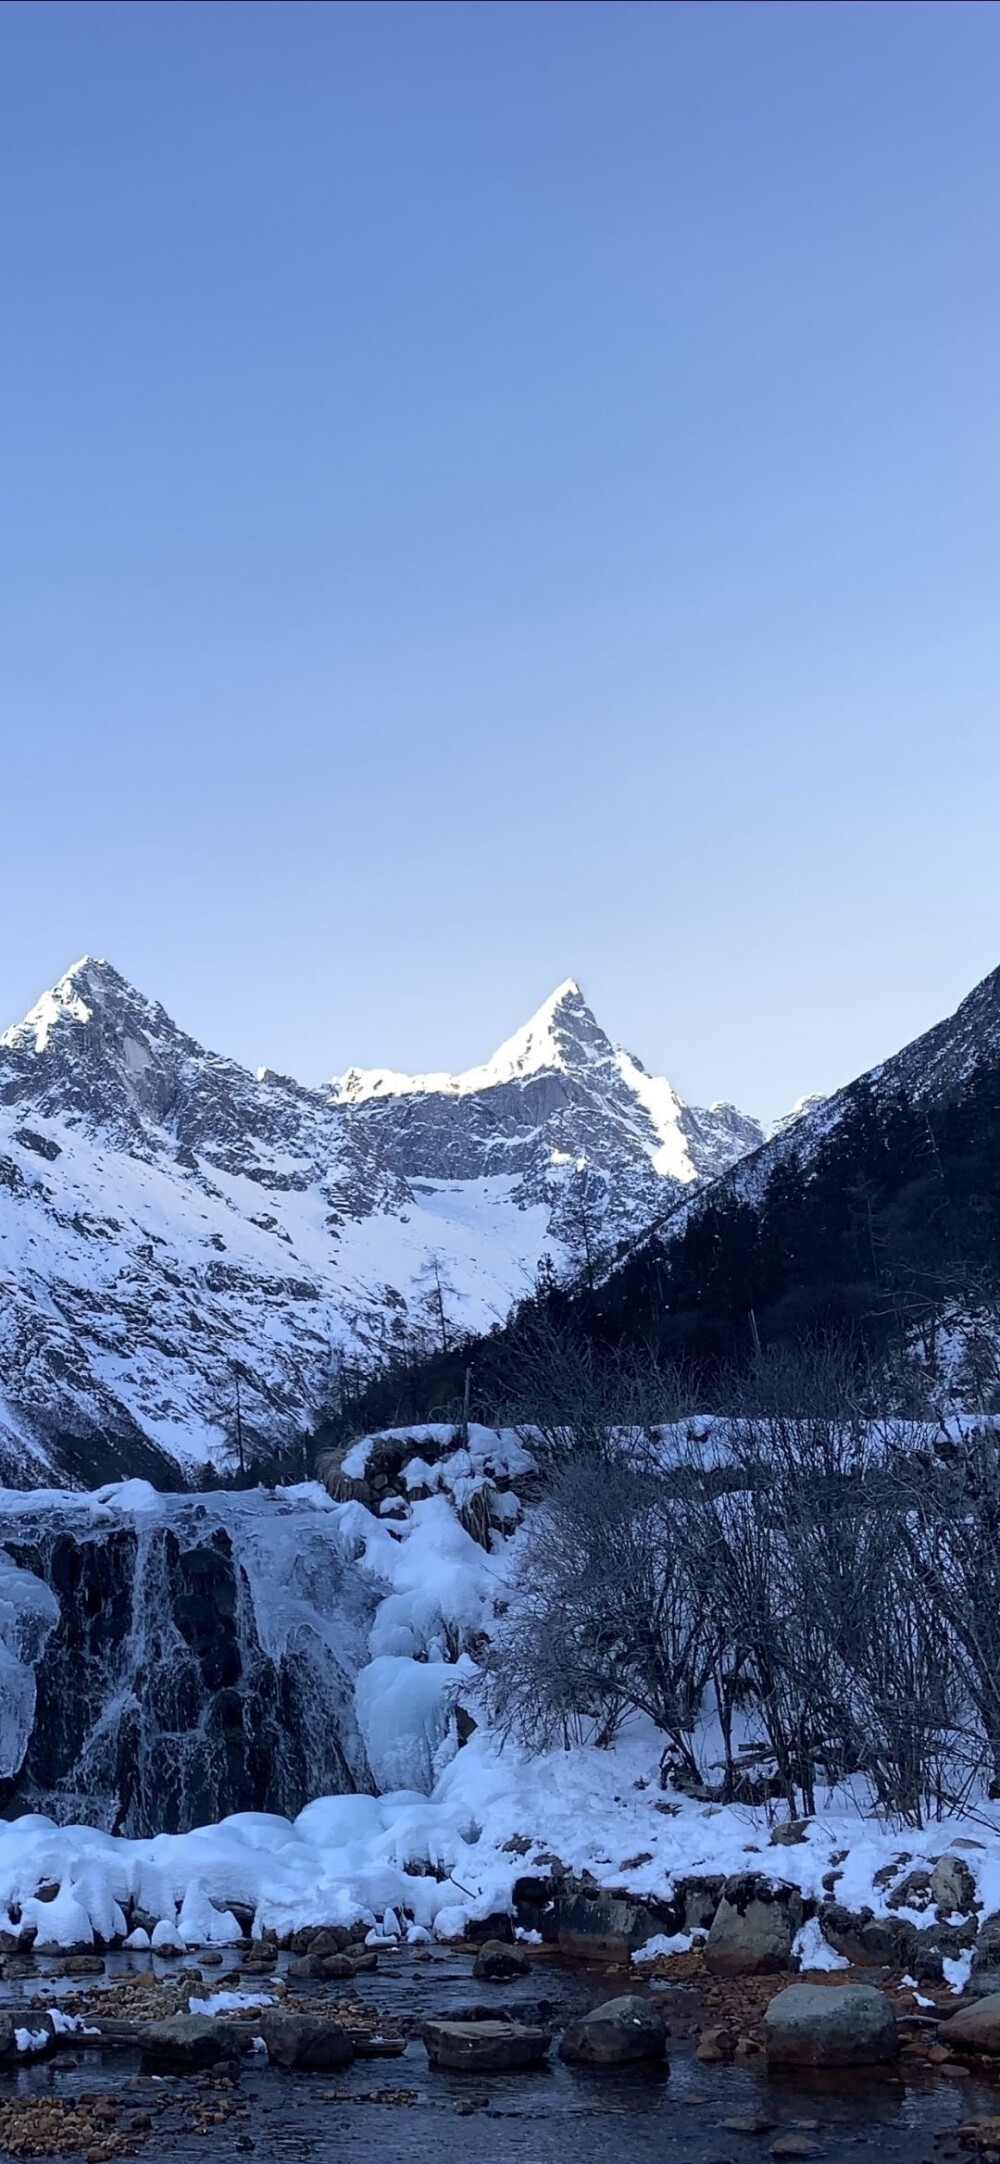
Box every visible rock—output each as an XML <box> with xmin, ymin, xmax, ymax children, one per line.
<box><xmin>257</xmin><ymin>2011</ymin><xmax>353</xmax><ymax>2071</ymax></box>
<box><xmin>303</xmin><ymin>1927</ymin><xmax>352</xmax><ymax>1958</ymax></box>
<box><xmin>724</xmin><ymin>2116</ymin><xmax>774</xmax><ymax>2134</ymax></box>
<box><xmin>675</xmin><ymin>1875</ymin><xmax>725</xmax><ymax>1932</ymax></box>
<box><xmin>972</xmin><ymin>1916</ymin><xmax>1000</xmax><ymax>1996</ymax></box>
<box><xmin>422</xmin><ymin>2019</ymin><xmax>551</xmax><ymax>2072</ymax></box>
<box><xmin>697</xmin><ymin>2023</ymin><xmax>735</xmax><ymax>2062</ymax></box>
<box><xmin>888</xmin><ymin>1869</ymin><xmax>934</xmax><ymax>1913</ymax></box>
<box><xmin>939</xmin><ymin>1997</ymin><xmax>1000</xmax><ymax>2055</ymax></box>
<box><xmin>558</xmin><ymin>1994</ymin><xmax>668</xmax><ymax>2066</ymax></box>
<box><xmin>819</xmin><ymin>1902</ymin><xmax>916</xmax><ymax>1968</ymax></box>
<box><xmin>770</xmin><ymin>1822</ymin><xmax>811</xmax><ymax>1848</ymax></box>
<box><xmin>473</xmin><ymin>1940</ymin><xmax>531</xmax><ymax>1982</ymax></box>
<box><xmin>932</xmin><ymin>1857</ymin><xmax>978</xmax><ymax>1917</ymax></box>
<box><xmin>58</xmin><ymin>1955</ymin><xmax>105</xmax><ymax>1977</ymax></box>
<box><xmin>287</xmin><ymin>1954</ymin><xmax>327</xmax><ymax>1981</ymax></box>
<box><xmin>764</xmin><ymin>1984</ymin><xmax>898</xmax><ymax>2067</ymax></box>
<box><xmin>705</xmin><ymin>1875</ymin><xmax>802</xmax><ymax>1978</ymax></box>
<box><xmin>349</xmin><ymin>1949</ymin><xmax>378</xmax><ymax>1973</ymax></box>
<box><xmin>321</xmin><ymin>1954</ymin><xmax>360</xmax><ymax>1980</ymax></box>
<box><xmin>772</xmin><ymin>2137</ymin><xmax>821</xmax><ymax>2158</ymax></box>
<box><xmin>141</xmin><ymin>2014</ymin><xmax>245</xmax><ymax>2067</ymax></box>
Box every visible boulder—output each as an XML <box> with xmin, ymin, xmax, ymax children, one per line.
<box><xmin>705</xmin><ymin>1875</ymin><xmax>802</xmax><ymax>1978</ymax></box>
<box><xmin>938</xmin><ymin>1995</ymin><xmax>1000</xmax><ymax>2055</ymax></box>
<box><xmin>819</xmin><ymin>1902</ymin><xmax>917</xmax><ymax>1968</ymax></box>
<box><xmin>422</xmin><ymin>2019</ymin><xmax>551</xmax><ymax>2072</ymax></box>
<box><xmin>257</xmin><ymin>2011</ymin><xmax>353</xmax><ymax>2071</ymax></box>
<box><xmin>931</xmin><ymin>1856</ymin><xmax>978</xmax><ymax>1918</ymax></box>
<box><xmin>764</xmin><ymin>1984</ymin><xmax>898</xmax><ymax>2067</ymax></box>
<box><xmin>473</xmin><ymin>1940</ymin><xmax>531</xmax><ymax>1982</ymax></box>
<box><xmin>674</xmin><ymin>1875</ymin><xmax>725</xmax><ymax>1933</ymax></box>
<box><xmin>321</xmin><ymin>1953</ymin><xmax>360</xmax><ymax>1980</ymax></box>
<box><xmin>558</xmin><ymin>1994</ymin><xmax>668</xmax><ymax>2066</ymax></box>
<box><xmin>287</xmin><ymin>1953</ymin><xmax>328</xmax><ymax>1981</ymax></box>
<box><xmin>770</xmin><ymin>1821</ymin><xmax>811</xmax><ymax>1848</ymax></box>
<box><xmin>971</xmin><ymin>1914</ymin><xmax>1000</xmax><ymax>1997</ymax></box>
<box><xmin>141</xmin><ymin>2014</ymin><xmax>245</xmax><ymax>2067</ymax></box>
<box><xmin>304</xmin><ymin>1927</ymin><xmax>352</xmax><ymax>1958</ymax></box>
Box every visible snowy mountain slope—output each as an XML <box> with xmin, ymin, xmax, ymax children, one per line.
<box><xmin>333</xmin><ymin>978</ymin><xmax>762</xmax><ymax>1240</ymax></box>
<box><xmin>0</xmin><ymin>961</ymin><xmax>761</xmax><ymax>1482</ymax></box>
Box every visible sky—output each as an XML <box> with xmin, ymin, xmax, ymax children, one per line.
<box><xmin>1</xmin><ymin>0</ymin><xmax>999</xmax><ymax>1125</ymax></box>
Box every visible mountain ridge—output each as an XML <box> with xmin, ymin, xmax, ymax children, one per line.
<box><xmin>0</xmin><ymin>956</ymin><xmax>762</xmax><ymax>1484</ymax></box>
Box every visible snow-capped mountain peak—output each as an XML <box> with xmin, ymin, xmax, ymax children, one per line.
<box><xmin>0</xmin><ymin>959</ymin><xmax>762</xmax><ymax>1486</ymax></box>
<box><xmin>332</xmin><ymin>978</ymin><xmax>603</xmax><ymax>1103</ymax></box>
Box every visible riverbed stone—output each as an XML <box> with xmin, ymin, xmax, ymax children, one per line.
<box><xmin>764</xmin><ymin>1983</ymin><xmax>898</xmax><ymax>2067</ymax></box>
<box><xmin>558</xmin><ymin>1994</ymin><xmax>668</xmax><ymax>2065</ymax></box>
<box><xmin>257</xmin><ymin>2010</ymin><xmax>353</xmax><ymax>2071</ymax></box>
<box><xmin>141</xmin><ymin>2014</ymin><xmax>246</xmax><ymax>2067</ymax></box>
<box><xmin>473</xmin><ymin>1939</ymin><xmax>531</xmax><ymax>1981</ymax></box>
<box><xmin>939</xmin><ymin>1996</ymin><xmax>1000</xmax><ymax>2054</ymax></box>
<box><xmin>422</xmin><ymin>2019</ymin><xmax>551</xmax><ymax>2072</ymax></box>
<box><xmin>705</xmin><ymin>1875</ymin><xmax>802</xmax><ymax>1977</ymax></box>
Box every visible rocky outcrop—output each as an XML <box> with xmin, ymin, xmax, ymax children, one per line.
<box><xmin>0</xmin><ymin>1488</ymin><xmax>376</xmax><ymax>1834</ymax></box>
<box><xmin>705</xmin><ymin>1874</ymin><xmax>802</xmax><ymax>1977</ymax></box>
<box><xmin>512</xmin><ymin>1869</ymin><xmax>683</xmax><ymax>1963</ymax></box>
<box><xmin>559</xmin><ymin>1995</ymin><xmax>668</xmax><ymax>2067</ymax></box>
<box><xmin>764</xmin><ymin>1985</ymin><xmax>898</xmax><ymax>2067</ymax></box>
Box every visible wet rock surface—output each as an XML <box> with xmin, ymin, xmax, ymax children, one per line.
<box><xmin>559</xmin><ymin>1992</ymin><xmax>668</xmax><ymax>2065</ymax></box>
<box><xmin>764</xmin><ymin>1984</ymin><xmax>898</xmax><ymax>2066</ymax></box>
<box><xmin>706</xmin><ymin>1874</ymin><xmax>803</xmax><ymax>1978</ymax></box>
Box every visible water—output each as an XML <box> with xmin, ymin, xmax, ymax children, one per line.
<box><xmin>0</xmin><ymin>1946</ymin><xmax>995</xmax><ymax>2163</ymax></box>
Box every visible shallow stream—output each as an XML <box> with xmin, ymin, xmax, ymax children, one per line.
<box><xmin>0</xmin><ymin>1945</ymin><xmax>995</xmax><ymax>2162</ymax></box>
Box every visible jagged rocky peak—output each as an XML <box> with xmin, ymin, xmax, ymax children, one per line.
<box><xmin>332</xmin><ymin>976</ymin><xmax>765</xmax><ymax>1194</ymax></box>
<box><xmin>334</xmin><ymin>977</ymin><xmax>607</xmax><ymax>1102</ymax></box>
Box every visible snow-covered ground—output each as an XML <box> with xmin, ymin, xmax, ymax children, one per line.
<box><xmin>0</xmin><ymin>1433</ymin><xmax>998</xmax><ymax>1968</ymax></box>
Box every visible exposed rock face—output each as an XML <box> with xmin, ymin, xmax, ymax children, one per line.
<box><xmin>511</xmin><ymin>1872</ymin><xmax>681</xmax><ymax>1962</ymax></box>
<box><xmin>0</xmin><ymin>1488</ymin><xmax>376</xmax><ymax>1834</ymax></box>
<box><xmin>0</xmin><ymin>960</ymin><xmax>762</xmax><ymax>1485</ymax></box>
<box><xmin>819</xmin><ymin>1899</ymin><xmax>974</xmax><ymax>1978</ymax></box>
<box><xmin>705</xmin><ymin>1874</ymin><xmax>802</xmax><ymax>1978</ymax></box>
<box><xmin>764</xmin><ymin>1984</ymin><xmax>898</xmax><ymax>2067</ymax></box>
<box><xmin>421</xmin><ymin>2019</ymin><xmax>552</xmax><ymax>2071</ymax></box>
<box><xmin>558</xmin><ymin>1995</ymin><xmax>668</xmax><ymax>2066</ymax></box>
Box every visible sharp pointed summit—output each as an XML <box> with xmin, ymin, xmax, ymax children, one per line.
<box><xmin>0</xmin><ymin>956</ymin><xmax>762</xmax><ymax>1486</ymax></box>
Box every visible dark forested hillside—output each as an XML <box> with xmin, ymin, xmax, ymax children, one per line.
<box><xmin>327</xmin><ymin>1001</ymin><xmax>1000</xmax><ymax>1438</ymax></box>
<box><xmin>583</xmin><ymin>1053</ymin><xmax>1000</xmax><ymax>1368</ymax></box>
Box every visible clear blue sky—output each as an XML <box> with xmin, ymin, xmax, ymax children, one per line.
<box><xmin>1</xmin><ymin>1</ymin><xmax>998</xmax><ymax>1123</ymax></box>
